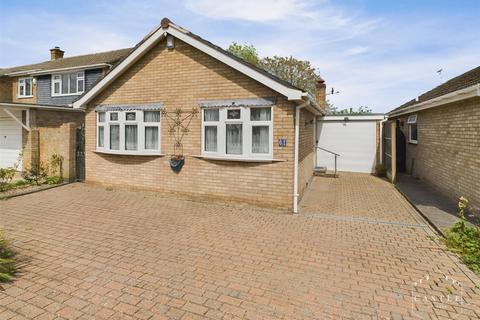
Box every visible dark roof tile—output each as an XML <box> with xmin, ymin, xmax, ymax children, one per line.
<box><xmin>0</xmin><ymin>48</ymin><xmax>133</xmax><ymax>76</ymax></box>
<box><xmin>390</xmin><ymin>66</ymin><xmax>480</xmax><ymax>114</ymax></box>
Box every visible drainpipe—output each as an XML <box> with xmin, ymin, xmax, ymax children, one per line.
<box><xmin>293</xmin><ymin>101</ymin><xmax>309</xmax><ymax>213</ymax></box>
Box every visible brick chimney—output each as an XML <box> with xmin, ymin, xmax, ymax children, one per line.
<box><xmin>315</xmin><ymin>77</ymin><xmax>326</xmax><ymax>106</ymax></box>
<box><xmin>50</xmin><ymin>47</ymin><xmax>64</xmax><ymax>60</ymax></box>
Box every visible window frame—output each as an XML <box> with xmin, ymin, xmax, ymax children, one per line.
<box><xmin>201</xmin><ymin>106</ymin><xmax>273</xmax><ymax>160</ymax></box>
<box><xmin>96</xmin><ymin>110</ymin><xmax>162</xmax><ymax>155</ymax></box>
<box><xmin>18</xmin><ymin>77</ymin><xmax>33</xmax><ymax>98</ymax></box>
<box><xmin>51</xmin><ymin>71</ymin><xmax>85</xmax><ymax>97</ymax></box>
<box><xmin>407</xmin><ymin>114</ymin><xmax>418</xmax><ymax>144</ymax></box>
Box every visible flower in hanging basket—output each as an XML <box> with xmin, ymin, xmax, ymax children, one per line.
<box><xmin>169</xmin><ymin>155</ymin><xmax>185</xmax><ymax>172</ymax></box>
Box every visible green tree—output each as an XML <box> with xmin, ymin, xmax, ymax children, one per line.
<box><xmin>227</xmin><ymin>43</ymin><xmax>321</xmax><ymax>98</ymax></box>
<box><xmin>329</xmin><ymin>106</ymin><xmax>373</xmax><ymax>115</ymax></box>
<box><xmin>227</xmin><ymin>42</ymin><xmax>260</xmax><ymax>66</ymax></box>
<box><xmin>260</xmin><ymin>56</ymin><xmax>320</xmax><ymax>97</ymax></box>
<box><xmin>324</xmin><ymin>100</ymin><xmax>337</xmax><ymax>114</ymax></box>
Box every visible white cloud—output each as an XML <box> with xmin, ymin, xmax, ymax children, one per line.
<box><xmin>184</xmin><ymin>0</ymin><xmax>314</xmax><ymax>22</ymax></box>
<box><xmin>344</xmin><ymin>46</ymin><xmax>369</xmax><ymax>56</ymax></box>
<box><xmin>1</xmin><ymin>0</ymin><xmax>479</xmax><ymax>114</ymax></box>
<box><xmin>184</xmin><ymin>0</ymin><xmax>479</xmax><ymax>112</ymax></box>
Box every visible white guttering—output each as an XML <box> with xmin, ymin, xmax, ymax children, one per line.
<box><xmin>388</xmin><ymin>84</ymin><xmax>480</xmax><ymax>117</ymax></box>
<box><xmin>4</xmin><ymin>63</ymin><xmax>112</xmax><ymax>77</ymax></box>
<box><xmin>293</xmin><ymin>100</ymin><xmax>309</xmax><ymax>214</ymax></box>
<box><xmin>3</xmin><ymin>69</ymin><xmax>42</xmax><ymax>76</ymax></box>
<box><xmin>321</xmin><ymin>115</ymin><xmax>385</xmax><ymax>121</ymax></box>
<box><xmin>0</xmin><ymin>102</ymin><xmax>83</xmax><ymax>112</ymax></box>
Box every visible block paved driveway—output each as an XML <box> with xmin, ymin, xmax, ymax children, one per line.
<box><xmin>0</xmin><ymin>173</ymin><xmax>479</xmax><ymax>320</ymax></box>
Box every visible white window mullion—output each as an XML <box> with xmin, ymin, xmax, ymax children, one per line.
<box><xmin>106</xmin><ymin>122</ymin><xmax>111</xmax><ymax>149</ymax></box>
<box><xmin>244</xmin><ymin>108</ymin><xmax>252</xmax><ymax>158</ymax></box>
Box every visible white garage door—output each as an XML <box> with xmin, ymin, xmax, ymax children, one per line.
<box><xmin>0</xmin><ymin>109</ymin><xmax>22</xmax><ymax>170</ymax></box>
<box><xmin>316</xmin><ymin>117</ymin><xmax>381</xmax><ymax>173</ymax></box>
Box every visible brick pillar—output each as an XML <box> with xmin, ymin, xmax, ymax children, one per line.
<box><xmin>23</xmin><ymin>129</ymin><xmax>40</xmax><ymax>171</ymax></box>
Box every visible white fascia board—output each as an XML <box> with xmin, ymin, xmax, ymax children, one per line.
<box><xmin>28</xmin><ymin>63</ymin><xmax>111</xmax><ymax>76</ymax></box>
<box><xmin>388</xmin><ymin>84</ymin><xmax>480</xmax><ymax>117</ymax></box>
<box><xmin>4</xmin><ymin>69</ymin><xmax>43</xmax><ymax>76</ymax></box>
<box><xmin>73</xmin><ymin>32</ymin><xmax>167</xmax><ymax>109</ymax></box>
<box><xmin>321</xmin><ymin>115</ymin><xmax>385</xmax><ymax>121</ymax></box>
<box><xmin>166</xmin><ymin>27</ymin><xmax>305</xmax><ymax>101</ymax></box>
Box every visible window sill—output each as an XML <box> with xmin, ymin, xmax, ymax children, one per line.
<box><xmin>17</xmin><ymin>96</ymin><xmax>33</xmax><ymax>99</ymax></box>
<box><xmin>193</xmin><ymin>155</ymin><xmax>286</xmax><ymax>163</ymax></box>
<box><xmin>95</xmin><ymin>149</ymin><xmax>165</xmax><ymax>156</ymax></box>
<box><xmin>408</xmin><ymin>140</ymin><xmax>418</xmax><ymax>145</ymax></box>
<box><xmin>52</xmin><ymin>92</ymin><xmax>84</xmax><ymax>97</ymax></box>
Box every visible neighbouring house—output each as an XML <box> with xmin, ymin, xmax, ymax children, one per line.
<box><xmin>0</xmin><ymin>47</ymin><xmax>131</xmax><ymax>179</ymax></box>
<box><xmin>72</xmin><ymin>18</ymin><xmax>324</xmax><ymax>211</ymax></box>
<box><xmin>385</xmin><ymin>66</ymin><xmax>480</xmax><ymax>209</ymax></box>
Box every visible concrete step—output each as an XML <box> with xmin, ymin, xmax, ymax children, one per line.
<box><xmin>314</xmin><ymin>167</ymin><xmax>339</xmax><ymax>178</ymax></box>
<box><xmin>314</xmin><ymin>166</ymin><xmax>327</xmax><ymax>174</ymax></box>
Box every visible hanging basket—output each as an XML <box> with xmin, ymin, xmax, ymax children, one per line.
<box><xmin>169</xmin><ymin>155</ymin><xmax>185</xmax><ymax>173</ymax></box>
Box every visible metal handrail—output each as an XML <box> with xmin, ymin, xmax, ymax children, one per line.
<box><xmin>316</xmin><ymin>146</ymin><xmax>341</xmax><ymax>157</ymax></box>
<box><xmin>316</xmin><ymin>146</ymin><xmax>341</xmax><ymax>176</ymax></box>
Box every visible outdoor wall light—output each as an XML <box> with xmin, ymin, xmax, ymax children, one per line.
<box><xmin>166</xmin><ymin>35</ymin><xmax>175</xmax><ymax>49</ymax></box>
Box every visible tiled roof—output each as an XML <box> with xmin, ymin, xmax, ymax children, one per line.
<box><xmin>390</xmin><ymin>65</ymin><xmax>480</xmax><ymax>114</ymax></box>
<box><xmin>181</xmin><ymin>28</ymin><xmax>303</xmax><ymax>92</ymax></box>
<box><xmin>0</xmin><ymin>48</ymin><xmax>133</xmax><ymax>76</ymax></box>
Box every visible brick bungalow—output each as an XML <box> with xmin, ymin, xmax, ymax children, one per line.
<box><xmin>73</xmin><ymin>18</ymin><xmax>325</xmax><ymax>211</ymax></box>
<box><xmin>386</xmin><ymin>66</ymin><xmax>480</xmax><ymax>208</ymax></box>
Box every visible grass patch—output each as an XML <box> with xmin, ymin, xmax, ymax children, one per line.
<box><xmin>0</xmin><ymin>232</ymin><xmax>16</xmax><ymax>282</ymax></box>
<box><xmin>442</xmin><ymin>197</ymin><xmax>480</xmax><ymax>275</ymax></box>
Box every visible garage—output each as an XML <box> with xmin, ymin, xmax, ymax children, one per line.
<box><xmin>316</xmin><ymin>115</ymin><xmax>384</xmax><ymax>173</ymax></box>
<box><xmin>0</xmin><ymin>109</ymin><xmax>23</xmax><ymax>170</ymax></box>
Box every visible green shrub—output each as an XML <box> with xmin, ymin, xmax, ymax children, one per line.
<box><xmin>0</xmin><ymin>168</ymin><xmax>16</xmax><ymax>191</ymax></box>
<box><xmin>0</xmin><ymin>232</ymin><xmax>16</xmax><ymax>282</ymax></box>
<box><xmin>443</xmin><ymin>197</ymin><xmax>480</xmax><ymax>275</ymax></box>
<box><xmin>444</xmin><ymin>222</ymin><xmax>480</xmax><ymax>274</ymax></box>
<box><xmin>45</xmin><ymin>176</ymin><xmax>63</xmax><ymax>185</ymax></box>
<box><xmin>375</xmin><ymin>163</ymin><xmax>387</xmax><ymax>177</ymax></box>
<box><xmin>22</xmin><ymin>161</ymin><xmax>48</xmax><ymax>186</ymax></box>
<box><xmin>49</xmin><ymin>153</ymin><xmax>64</xmax><ymax>180</ymax></box>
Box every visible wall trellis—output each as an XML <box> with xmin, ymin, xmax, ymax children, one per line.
<box><xmin>161</xmin><ymin>107</ymin><xmax>199</xmax><ymax>172</ymax></box>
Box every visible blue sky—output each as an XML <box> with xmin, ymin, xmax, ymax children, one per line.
<box><xmin>1</xmin><ymin>0</ymin><xmax>479</xmax><ymax>112</ymax></box>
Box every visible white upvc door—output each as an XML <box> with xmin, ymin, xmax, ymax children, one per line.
<box><xmin>0</xmin><ymin>109</ymin><xmax>23</xmax><ymax>170</ymax></box>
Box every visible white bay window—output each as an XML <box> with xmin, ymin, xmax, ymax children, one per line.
<box><xmin>201</xmin><ymin>106</ymin><xmax>273</xmax><ymax>160</ymax></box>
<box><xmin>96</xmin><ymin>109</ymin><xmax>161</xmax><ymax>155</ymax></box>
